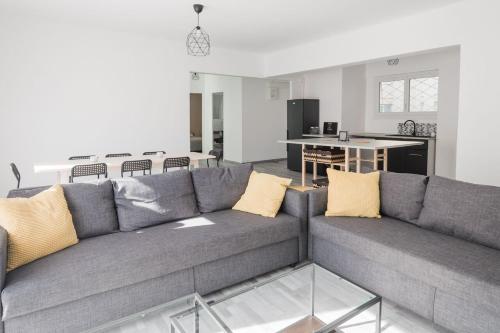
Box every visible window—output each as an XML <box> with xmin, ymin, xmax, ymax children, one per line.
<box><xmin>379</xmin><ymin>80</ymin><xmax>405</xmax><ymax>113</ymax></box>
<box><xmin>409</xmin><ymin>77</ymin><xmax>439</xmax><ymax>112</ymax></box>
<box><xmin>377</xmin><ymin>72</ymin><xmax>439</xmax><ymax>113</ymax></box>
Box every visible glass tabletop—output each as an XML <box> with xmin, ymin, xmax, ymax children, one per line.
<box><xmin>171</xmin><ymin>263</ymin><xmax>381</xmax><ymax>333</ymax></box>
<box><xmin>84</xmin><ymin>293</ymin><xmax>229</xmax><ymax>333</ymax></box>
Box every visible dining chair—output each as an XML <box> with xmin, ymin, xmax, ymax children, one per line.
<box><xmin>121</xmin><ymin>159</ymin><xmax>152</xmax><ymax>177</ymax></box>
<box><xmin>69</xmin><ymin>163</ymin><xmax>107</xmax><ymax>183</ymax></box>
<box><xmin>143</xmin><ymin>151</ymin><xmax>166</xmax><ymax>156</ymax></box>
<box><xmin>69</xmin><ymin>155</ymin><xmax>93</xmax><ymax>161</ymax></box>
<box><xmin>163</xmin><ymin>157</ymin><xmax>190</xmax><ymax>173</ymax></box>
<box><xmin>10</xmin><ymin>163</ymin><xmax>21</xmax><ymax>189</ymax></box>
<box><xmin>207</xmin><ymin>150</ymin><xmax>223</xmax><ymax>168</ymax></box>
<box><xmin>105</xmin><ymin>153</ymin><xmax>132</xmax><ymax>158</ymax></box>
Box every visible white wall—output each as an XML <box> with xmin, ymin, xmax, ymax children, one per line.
<box><xmin>303</xmin><ymin>68</ymin><xmax>343</xmax><ymax>129</ymax></box>
<box><xmin>364</xmin><ymin>49</ymin><xmax>460</xmax><ymax>177</ymax></box>
<box><xmin>190</xmin><ymin>74</ymin><xmax>205</xmax><ymax>94</ymax></box>
<box><xmin>0</xmin><ymin>15</ymin><xmax>263</xmax><ymax>195</ymax></box>
<box><xmin>341</xmin><ymin>65</ymin><xmax>366</xmax><ymax>132</ymax></box>
<box><xmin>3</xmin><ymin>0</ymin><xmax>500</xmax><ymax>187</ymax></box>
<box><xmin>241</xmin><ymin>79</ymin><xmax>288</xmax><ymax>162</ymax></box>
<box><xmin>263</xmin><ymin>0</ymin><xmax>500</xmax><ymax>185</ymax></box>
<box><xmin>190</xmin><ymin>75</ymin><xmax>288</xmax><ymax>163</ymax></box>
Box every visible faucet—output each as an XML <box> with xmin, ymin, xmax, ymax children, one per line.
<box><xmin>404</xmin><ymin>120</ymin><xmax>417</xmax><ymax>136</ymax></box>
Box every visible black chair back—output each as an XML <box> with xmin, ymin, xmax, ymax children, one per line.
<box><xmin>163</xmin><ymin>157</ymin><xmax>190</xmax><ymax>172</ymax></box>
<box><xmin>10</xmin><ymin>163</ymin><xmax>20</xmax><ymax>189</ymax></box>
<box><xmin>105</xmin><ymin>153</ymin><xmax>132</xmax><ymax>158</ymax></box>
<box><xmin>143</xmin><ymin>151</ymin><xmax>166</xmax><ymax>156</ymax></box>
<box><xmin>70</xmin><ymin>163</ymin><xmax>107</xmax><ymax>183</ymax></box>
<box><xmin>121</xmin><ymin>159</ymin><xmax>152</xmax><ymax>177</ymax></box>
<box><xmin>69</xmin><ymin>155</ymin><xmax>93</xmax><ymax>161</ymax></box>
<box><xmin>207</xmin><ymin>150</ymin><xmax>223</xmax><ymax>167</ymax></box>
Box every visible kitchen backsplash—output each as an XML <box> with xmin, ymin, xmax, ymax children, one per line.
<box><xmin>398</xmin><ymin>122</ymin><xmax>437</xmax><ymax>137</ymax></box>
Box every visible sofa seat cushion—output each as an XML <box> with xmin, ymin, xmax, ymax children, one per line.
<box><xmin>2</xmin><ymin>210</ymin><xmax>300</xmax><ymax>320</ymax></box>
<box><xmin>310</xmin><ymin>216</ymin><xmax>500</xmax><ymax>314</ymax></box>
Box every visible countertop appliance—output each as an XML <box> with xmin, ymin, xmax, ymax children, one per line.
<box><xmin>323</xmin><ymin>122</ymin><xmax>338</xmax><ymax>135</ymax></box>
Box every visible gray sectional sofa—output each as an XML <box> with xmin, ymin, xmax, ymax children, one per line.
<box><xmin>3</xmin><ymin>165</ymin><xmax>500</xmax><ymax>333</ymax></box>
<box><xmin>309</xmin><ymin>172</ymin><xmax>500</xmax><ymax>333</ymax></box>
<box><xmin>2</xmin><ymin>164</ymin><xmax>308</xmax><ymax>332</ymax></box>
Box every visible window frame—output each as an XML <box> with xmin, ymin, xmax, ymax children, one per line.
<box><xmin>375</xmin><ymin>70</ymin><xmax>439</xmax><ymax>117</ymax></box>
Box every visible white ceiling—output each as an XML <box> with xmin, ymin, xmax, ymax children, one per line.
<box><xmin>0</xmin><ymin>0</ymin><xmax>462</xmax><ymax>52</ymax></box>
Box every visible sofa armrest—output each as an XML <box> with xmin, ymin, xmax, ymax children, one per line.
<box><xmin>0</xmin><ymin>226</ymin><xmax>7</xmax><ymax>290</ymax></box>
<box><xmin>281</xmin><ymin>189</ymin><xmax>308</xmax><ymax>261</ymax></box>
<box><xmin>308</xmin><ymin>187</ymin><xmax>328</xmax><ymax>218</ymax></box>
<box><xmin>281</xmin><ymin>189</ymin><xmax>308</xmax><ymax>223</ymax></box>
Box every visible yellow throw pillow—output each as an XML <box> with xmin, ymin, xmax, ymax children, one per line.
<box><xmin>233</xmin><ymin>171</ymin><xmax>292</xmax><ymax>218</ymax></box>
<box><xmin>0</xmin><ymin>185</ymin><xmax>78</xmax><ymax>271</ymax></box>
<box><xmin>325</xmin><ymin>169</ymin><xmax>381</xmax><ymax>218</ymax></box>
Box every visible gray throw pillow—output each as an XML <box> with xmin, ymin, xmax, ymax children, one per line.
<box><xmin>417</xmin><ymin>176</ymin><xmax>500</xmax><ymax>250</ymax></box>
<box><xmin>191</xmin><ymin>164</ymin><xmax>253</xmax><ymax>213</ymax></box>
<box><xmin>379</xmin><ymin>172</ymin><xmax>428</xmax><ymax>224</ymax></box>
<box><xmin>113</xmin><ymin>170</ymin><xmax>199</xmax><ymax>231</ymax></box>
<box><xmin>7</xmin><ymin>180</ymin><xmax>119</xmax><ymax>239</ymax></box>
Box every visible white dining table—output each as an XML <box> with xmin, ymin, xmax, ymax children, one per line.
<box><xmin>34</xmin><ymin>152</ymin><xmax>215</xmax><ymax>183</ymax></box>
<box><xmin>278</xmin><ymin>138</ymin><xmax>424</xmax><ymax>186</ymax></box>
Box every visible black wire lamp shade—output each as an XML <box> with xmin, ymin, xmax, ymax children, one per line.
<box><xmin>187</xmin><ymin>4</ymin><xmax>210</xmax><ymax>56</ymax></box>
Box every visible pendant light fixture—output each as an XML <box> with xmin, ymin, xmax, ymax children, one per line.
<box><xmin>186</xmin><ymin>4</ymin><xmax>210</xmax><ymax>56</ymax></box>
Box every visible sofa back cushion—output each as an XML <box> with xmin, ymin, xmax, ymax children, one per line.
<box><xmin>417</xmin><ymin>176</ymin><xmax>500</xmax><ymax>250</ymax></box>
<box><xmin>379</xmin><ymin>172</ymin><xmax>428</xmax><ymax>224</ymax></box>
<box><xmin>7</xmin><ymin>180</ymin><xmax>119</xmax><ymax>239</ymax></box>
<box><xmin>113</xmin><ymin>170</ymin><xmax>199</xmax><ymax>231</ymax></box>
<box><xmin>191</xmin><ymin>164</ymin><xmax>252</xmax><ymax>213</ymax></box>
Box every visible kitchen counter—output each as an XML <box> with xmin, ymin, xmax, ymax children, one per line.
<box><xmin>294</xmin><ymin>132</ymin><xmax>436</xmax><ymax>177</ymax></box>
<box><xmin>279</xmin><ymin>138</ymin><xmax>424</xmax><ymax>186</ymax></box>
<box><xmin>303</xmin><ymin>132</ymin><xmax>436</xmax><ymax>141</ymax></box>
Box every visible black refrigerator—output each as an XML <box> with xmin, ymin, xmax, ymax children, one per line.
<box><xmin>287</xmin><ymin>99</ymin><xmax>319</xmax><ymax>172</ymax></box>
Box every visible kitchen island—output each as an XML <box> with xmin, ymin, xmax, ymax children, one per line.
<box><xmin>278</xmin><ymin>137</ymin><xmax>424</xmax><ymax>186</ymax></box>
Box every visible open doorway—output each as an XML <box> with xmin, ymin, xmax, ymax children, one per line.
<box><xmin>189</xmin><ymin>72</ymin><xmax>289</xmax><ymax>164</ymax></box>
<box><xmin>189</xmin><ymin>93</ymin><xmax>202</xmax><ymax>152</ymax></box>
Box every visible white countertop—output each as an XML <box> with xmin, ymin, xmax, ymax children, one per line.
<box><xmin>278</xmin><ymin>138</ymin><xmax>424</xmax><ymax>150</ymax></box>
<box><xmin>303</xmin><ymin>132</ymin><xmax>436</xmax><ymax>141</ymax></box>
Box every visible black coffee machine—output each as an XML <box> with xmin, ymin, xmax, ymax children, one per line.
<box><xmin>323</xmin><ymin>122</ymin><xmax>338</xmax><ymax>135</ymax></box>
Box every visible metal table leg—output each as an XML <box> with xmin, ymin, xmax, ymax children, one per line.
<box><xmin>375</xmin><ymin>299</ymin><xmax>382</xmax><ymax>333</ymax></box>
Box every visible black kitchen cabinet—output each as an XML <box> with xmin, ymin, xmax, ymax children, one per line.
<box><xmin>387</xmin><ymin>140</ymin><xmax>428</xmax><ymax>175</ymax></box>
<box><xmin>287</xmin><ymin>99</ymin><xmax>319</xmax><ymax>172</ymax></box>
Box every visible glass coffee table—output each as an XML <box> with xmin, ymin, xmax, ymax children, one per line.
<box><xmin>87</xmin><ymin>263</ymin><xmax>381</xmax><ymax>333</ymax></box>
